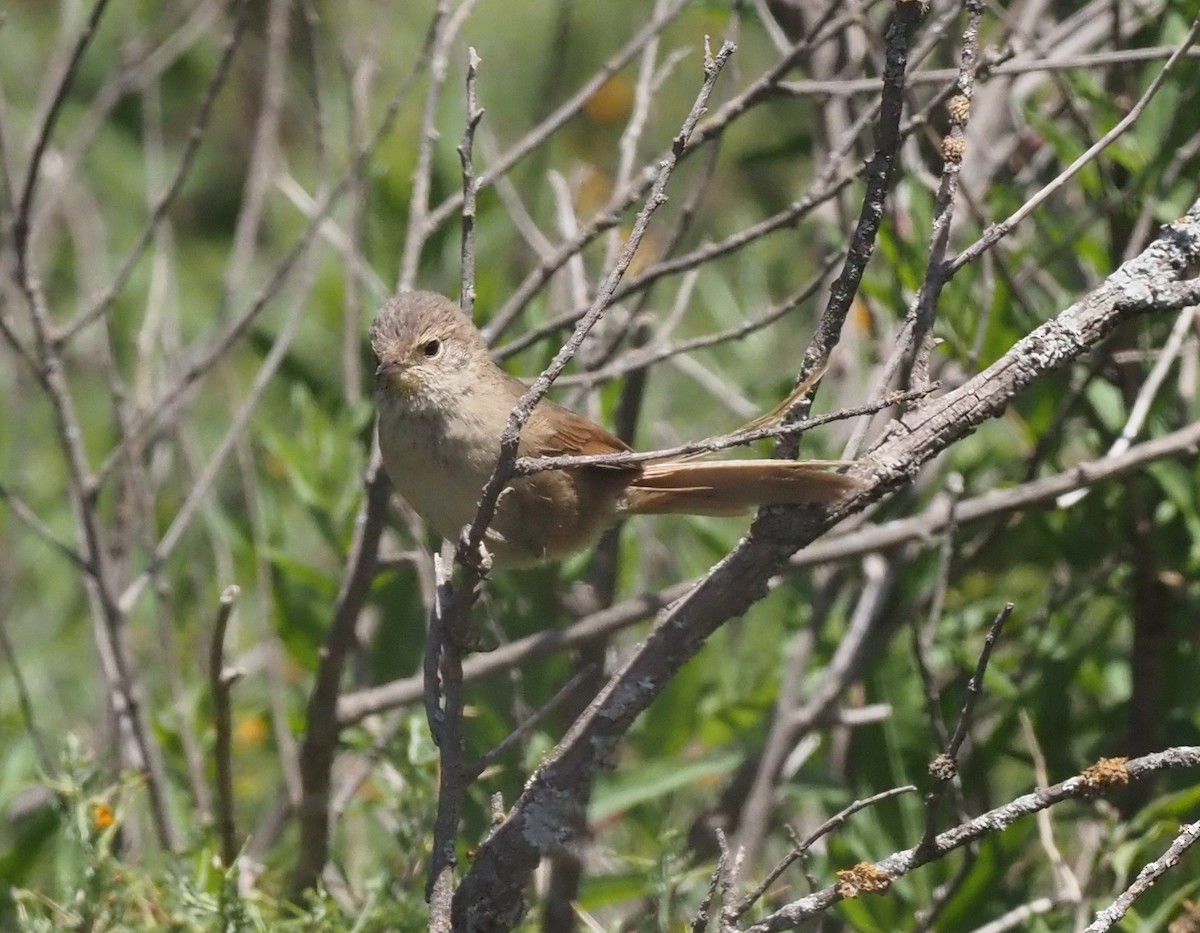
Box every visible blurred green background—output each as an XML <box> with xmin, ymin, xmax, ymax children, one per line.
<box><xmin>3</xmin><ymin>0</ymin><xmax>1200</xmax><ymax>930</ymax></box>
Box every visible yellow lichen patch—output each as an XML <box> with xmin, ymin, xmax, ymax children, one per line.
<box><xmin>1080</xmin><ymin>756</ymin><xmax>1131</xmax><ymax>793</ymax></box>
<box><xmin>835</xmin><ymin>862</ymin><xmax>892</xmax><ymax>897</ymax></box>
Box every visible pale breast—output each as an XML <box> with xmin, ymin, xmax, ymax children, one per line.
<box><xmin>377</xmin><ymin>398</ymin><xmax>630</xmax><ymax>565</ymax></box>
<box><xmin>378</xmin><ymin>404</ymin><xmax>495</xmax><ymax>546</ymax></box>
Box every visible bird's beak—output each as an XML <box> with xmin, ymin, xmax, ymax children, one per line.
<box><xmin>375</xmin><ymin>359</ymin><xmax>418</xmax><ymax>398</ymax></box>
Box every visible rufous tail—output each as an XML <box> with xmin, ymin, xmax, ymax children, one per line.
<box><xmin>620</xmin><ymin>460</ymin><xmax>861</xmax><ymax>516</ymax></box>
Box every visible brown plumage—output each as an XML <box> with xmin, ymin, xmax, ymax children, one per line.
<box><xmin>371</xmin><ymin>291</ymin><xmax>861</xmax><ymax>566</ymax></box>
<box><xmin>624</xmin><ymin>460</ymin><xmax>855</xmax><ymax>516</ymax></box>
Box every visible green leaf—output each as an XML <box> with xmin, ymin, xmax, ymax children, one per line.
<box><xmin>591</xmin><ymin>750</ymin><xmax>742</xmax><ymax>822</ymax></box>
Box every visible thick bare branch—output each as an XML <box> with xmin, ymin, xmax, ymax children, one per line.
<box><xmin>453</xmin><ymin>196</ymin><xmax>1200</xmax><ymax>931</ymax></box>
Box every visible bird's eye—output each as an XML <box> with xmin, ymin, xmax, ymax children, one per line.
<box><xmin>421</xmin><ymin>338</ymin><xmax>442</xmax><ymax>358</ymax></box>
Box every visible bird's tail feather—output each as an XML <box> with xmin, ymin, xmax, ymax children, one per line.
<box><xmin>620</xmin><ymin>460</ymin><xmax>860</xmax><ymax>516</ymax></box>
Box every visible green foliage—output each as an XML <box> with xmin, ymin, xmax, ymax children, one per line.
<box><xmin>3</xmin><ymin>0</ymin><xmax>1200</xmax><ymax>930</ymax></box>
<box><xmin>5</xmin><ymin>737</ymin><xmax>433</xmax><ymax>932</ymax></box>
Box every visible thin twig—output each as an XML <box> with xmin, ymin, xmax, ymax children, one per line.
<box><xmin>424</xmin><ymin>49</ymin><xmax>489</xmax><ymax>921</ymax></box>
<box><xmin>15</xmin><ymin>66</ymin><xmax>181</xmax><ymax>855</ymax></box>
<box><xmin>0</xmin><ymin>481</ymin><xmax>88</xmax><ymax>571</ymax></box>
<box><xmin>468</xmin><ymin>664</ymin><xmax>597</xmax><ymax>781</ymax></box>
<box><xmin>1019</xmin><ymin>711</ymin><xmax>1083</xmax><ymax>905</ymax></box>
<box><xmin>219</xmin><ymin>0</ymin><xmax>290</xmax><ymax>302</ymax></box>
<box><xmin>397</xmin><ymin>0</ymin><xmax>476</xmax><ymax>292</ymax></box>
<box><xmin>513</xmin><ymin>388</ymin><xmax>927</xmax><ymax>476</ymax></box>
<box><xmin>209</xmin><ymin>585</ymin><xmax>242</xmax><ymax>869</ymax></box>
<box><xmin>458</xmin><ymin>46</ymin><xmax>484</xmax><ymax>319</ymax></box>
<box><xmin>459</xmin><ymin>41</ymin><xmax>738</xmax><ymax>566</ymax></box>
<box><xmin>746</xmin><ymin>747</ymin><xmax>1200</xmax><ymax>932</ymax></box>
<box><xmin>340</xmin><ymin>52</ymin><xmax>373</xmax><ymax>407</ymax></box>
<box><xmin>116</xmin><ymin>255</ymin><xmax>314</xmax><ymax>615</ymax></box>
<box><xmin>918</xmin><ymin>601</ymin><xmax>1015</xmax><ymax>857</ymax></box>
<box><xmin>945</xmin><ymin>603</ymin><xmax>1013</xmax><ymax>763</ymax></box>
<box><xmin>736</xmin><ymin>554</ymin><xmax>897</xmax><ymax>862</ymax></box>
<box><xmin>555</xmin><ymin>252</ymin><xmax>844</xmax><ymax>388</ymax></box>
<box><xmin>1059</xmin><ymin>303</ymin><xmax>1200</xmax><ymax>508</ymax></box>
<box><xmin>62</xmin><ymin>0</ymin><xmax>250</xmax><ymax>343</ymax></box>
<box><xmin>690</xmin><ymin>835</ymin><xmax>730</xmax><ymax>933</ymax></box>
<box><xmin>948</xmin><ymin>16</ymin><xmax>1200</xmax><ymax>275</ymax></box>
<box><xmin>730</xmin><ymin>784</ymin><xmax>918</xmax><ymax>920</ymax></box>
<box><xmin>425</xmin><ymin>548</ymin><xmax>472</xmax><ymax>929</ymax></box>
<box><xmin>791</xmin><ymin>0</ymin><xmax>926</xmax><ymax>407</ymax></box>
<box><xmin>423</xmin><ymin>0</ymin><xmax>693</xmax><ymax>237</ymax></box>
<box><xmin>964</xmin><ymin>898</ymin><xmax>1059</xmax><ymax>933</ymax></box>
<box><xmin>292</xmin><ymin>458</ymin><xmax>391</xmax><ymax>894</ymax></box>
<box><xmin>426</xmin><ymin>52</ymin><xmax>489</xmax><ymax>925</ymax></box>
<box><xmin>0</xmin><ymin>615</ymin><xmax>56</xmax><ymax>775</ymax></box>
<box><xmin>901</xmin><ymin>0</ymin><xmax>986</xmax><ymax>388</ymax></box>
<box><xmin>914</xmin><ymin>596</ymin><xmax>1012</xmax><ymax>929</ymax></box>
<box><xmin>486</xmin><ymin>11</ymin><xmax>874</xmax><ymax>353</ymax></box>
<box><xmin>12</xmin><ymin>0</ymin><xmax>112</xmax><ymax>284</ymax></box>
<box><xmin>911</xmin><ymin>475</ymin><xmax>963</xmax><ymax>756</ymax></box>
<box><xmin>778</xmin><ymin>45</ymin><xmax>1200</xmax><ymax>96</ymax></box>
<box><xmin>801</xmin><ymin>410</ymin><xmax>1200</xmax><ymax>569</ymax></box>
<box><xmin>1082</xmin><ymin>819</ymin><xmax>1200</xmax><ymax>933</ymax></box>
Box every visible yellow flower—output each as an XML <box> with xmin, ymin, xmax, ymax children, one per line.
<box><xmin>234</xmin><ymin>714</ymin><xmax>268</xmax><ymax>748</ymax></box>
<box><xmin>584</xmin><ymin>75</ymin><xmax>633</xmax><ymax>124</ymax></box>
<box><xmin>92</xmin><ymin>802</ymin><xmax>115</xmax><ymax>830</ymax></box>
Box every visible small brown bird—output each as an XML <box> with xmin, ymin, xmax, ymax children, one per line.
<box><xmin>371</xmin><ymin>291</ymin><xmax>860</xmax><ymax>566</ymax></box>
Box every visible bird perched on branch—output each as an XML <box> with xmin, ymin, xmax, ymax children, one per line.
<box><xmin>371</xmin><ymin>291</ymin><xmax>860</xmax><ymax>566</ymax></box>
